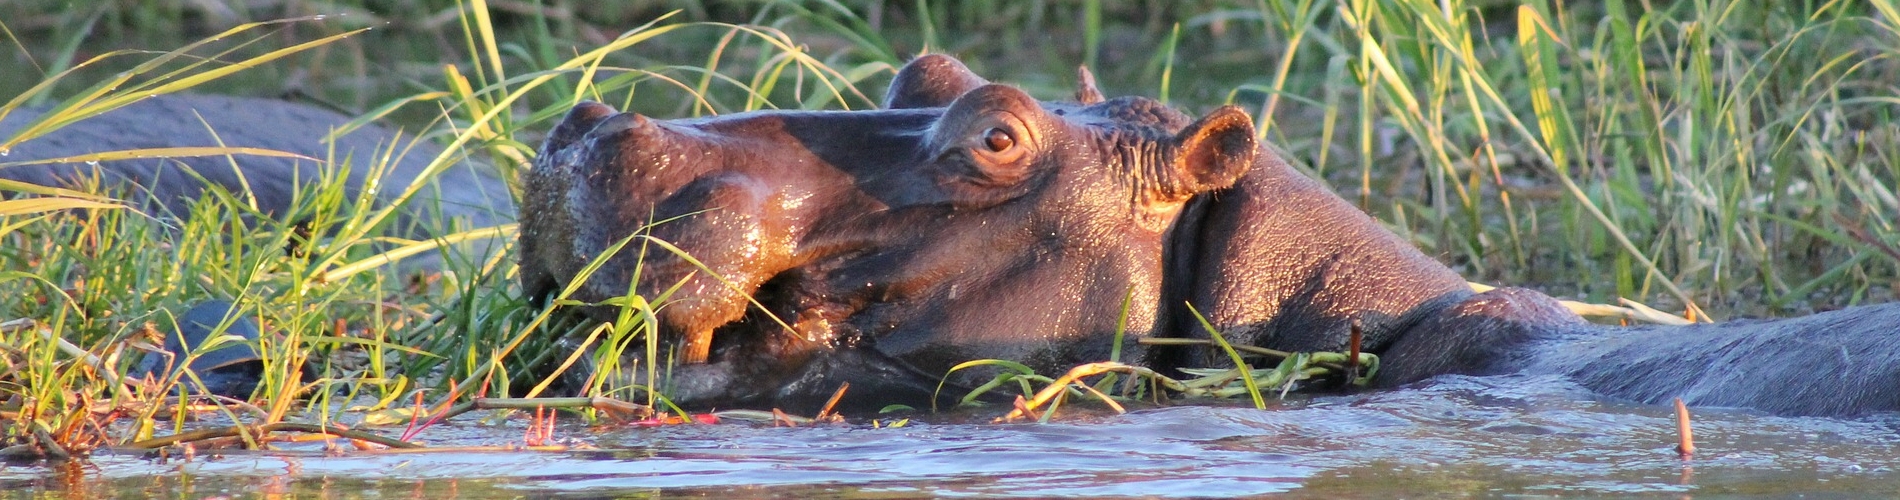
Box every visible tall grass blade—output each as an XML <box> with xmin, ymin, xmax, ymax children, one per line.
<box><xmin>1185</xmin><ymin>303</ymin><xmax>1265</xmax><ymax>410</ymax></box>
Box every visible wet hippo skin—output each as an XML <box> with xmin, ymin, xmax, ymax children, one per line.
<box><xmin>521</xmin><ymin>55</ymin><xmax>1248</xmax><ymax>410</ymax></box>
<box><xmin>524</xmin><ymin>54</ymin><xmax>1900</xmax><ymax>417</ymax></box>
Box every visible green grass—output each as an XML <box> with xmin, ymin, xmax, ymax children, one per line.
<box><xmin>0</xmin><ymin>0</ymin><xmax>1896</xmax><ymax>454</ymax></box>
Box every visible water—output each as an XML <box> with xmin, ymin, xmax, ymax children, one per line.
<box><xmin>5</xmin><ymin>374</ymin><xmax>1898</xmax><ymax>497</ymax></box>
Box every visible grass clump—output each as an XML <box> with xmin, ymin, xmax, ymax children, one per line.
<box><xmin>0</xmin><ymin>1</ymin><xmax>911</xmax><ymax>456</ymax></box>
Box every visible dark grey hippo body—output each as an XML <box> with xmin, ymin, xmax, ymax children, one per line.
<box><xmin>0</xmin><ymin>94</ymin><xmax>513</xmax><ymax>234</ymax></box>
<box><xmin>1523</xmin><ymin>301</ymin><xmax>1900</xmax><ymax>417</ymax></box>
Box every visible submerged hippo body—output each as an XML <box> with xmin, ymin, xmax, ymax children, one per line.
<box><xmin>0</xmin><ymin>94</ymin><xmax>513</xmax><ymax>235</ymax></box>
<box><xmin>526</xmin><ymin>56</ymin><xmax>1900</xmax><ymax>417</ymax></box>
<box><xmin>1180</xmin><ymin>133</ymin><xmax>1900</xmax><ymax>417</ymax></box>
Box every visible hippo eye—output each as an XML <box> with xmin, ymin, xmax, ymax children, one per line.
<box><xmin>982</xmin><ymin>127</ymin><xmax>1015</xmax><ymax>153</ymax></box>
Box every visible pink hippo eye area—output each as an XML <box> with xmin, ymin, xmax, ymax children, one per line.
<box><xmin>983</xmin><ymin>127</ymin><xmax>1014</xmax><ymax>152</ymax></box>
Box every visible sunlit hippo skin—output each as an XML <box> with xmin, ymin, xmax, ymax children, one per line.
<box><xmin>520</xmin><ymin>54</ymin><xmax>1239</xmax><ymax>409</ymax></box>
<box><xmin>517</xmin><ymin>104</ymin><xmax>953</xmax><ymax>405</ymax></box>
<box><xmin>525</xmin><ymin>55</ymin><xmax>1900</xmax><ymax>417</ymax></box>
<box><xmin>776</xmin><ymin>84</ymin><xmax>1255</xmax><ymax>400</ymax></box>
<box><xmin>521</xmin><ymin>55</ymin><xmax>1067</xmax><ymax>368</ymax></box>
<box><xmin>0</xmin><ymin>94</ymin><xmax>513</xmax><ymax>235</ymax></box>
<box><xmin>1181</xmin><ymin>155</ymin><xmax>1900</xmax><ymax>416</ymax></box>
<box><xmin>1119</xmin><ymin>94</ymin><xmax>1900</xmax><ymax>417</ymax></box>
<box><xmin>517</xmin><ymin>96</ymin><xmax>943</xmax><ymax>368</ymax></box>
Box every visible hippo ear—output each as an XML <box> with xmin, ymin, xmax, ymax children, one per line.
<box><xmin>886</xmin><ymin>54</ymin><xmax>990</xmax><ymax>109</ymax></box>
<box><xmin>1170</xmin><ymin>106</ymin><xmax>1256</xmax><ymax>196</ymax></box>
<box><xmin>1075</xmin><ymin>65</ymin><xmax>1105</xmax><ymax>105</ymax></box>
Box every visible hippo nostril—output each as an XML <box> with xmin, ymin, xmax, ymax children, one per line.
<box><xmin>544</xmin><ymin>101</ymin><xmax>620</xmax><ymax>154</ymax></box>
<box><xmin>566</xmin><ymin>101</ymin><xmax>617</xmax><ymax>123</ymax></box>
<box><xmin>584</xmin><ymin>112</ymin><xmax>657</xmax><ymax>142</ymax></box>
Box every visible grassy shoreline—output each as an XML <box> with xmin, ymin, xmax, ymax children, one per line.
<box><xmin>2</xmin><ymin>0</ymin><xmax>1896</xmax><ymax>456</ymax></box>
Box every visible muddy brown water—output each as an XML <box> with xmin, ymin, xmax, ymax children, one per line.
<box><xmin>4</xmin><ymin>374</ymin><xmax>1897</xmax><ymax>497</ymax></box>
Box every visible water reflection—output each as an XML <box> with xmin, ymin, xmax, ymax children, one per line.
<box><xmin>4</xmin><ymin>374</ymin><xmax>1897</xmax><ymax>496</ymax></box>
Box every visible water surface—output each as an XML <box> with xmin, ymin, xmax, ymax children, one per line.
<box><xmin>6</xmin><ymin>374</ymin><xmax>1897</xmax><ymax>497</ymax></box>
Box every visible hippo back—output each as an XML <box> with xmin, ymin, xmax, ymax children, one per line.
<box><xmin>0</xmin><ymin>94</ymin><xmax>513</xmax><ymax>235</ymax></box>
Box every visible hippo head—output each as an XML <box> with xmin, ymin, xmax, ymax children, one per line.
<box><xmin>520</xmin><ymin>55</ymin><xmax>1264</xmax><ymax>411</ymax></box>
<box><xmin>926</xmin><ymin>84</ymin><xmax>1253</xmax><ymax>211</ymax></box>
<box><xmin>519</xmin><ymin>57</ymin><xmax>995</xmax><ymax>365</ymax></box>
<box><xmin>813</xmin><ymin>84</ymin><xmax>1258</xmax><ymax>389</ymax></box>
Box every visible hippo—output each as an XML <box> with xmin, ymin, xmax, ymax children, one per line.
<box><xmin>522</xmin><ymin>54</ymin><xmax>1900</xmax><ymax>418</ymax></box>
<box><xmin>517</xmin><ymin>55</ymin><xmax>1179</xmax><ymax>371</ymax></box>
<box><xmin>520</xmin><ymin>54</ymin><xmax>1248</xmax><ymax>408</ymax></box>
<box><xmin>0</xmin><ymin>94</ymin><xmax>513</xmax><ymax>237</ymax></box>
